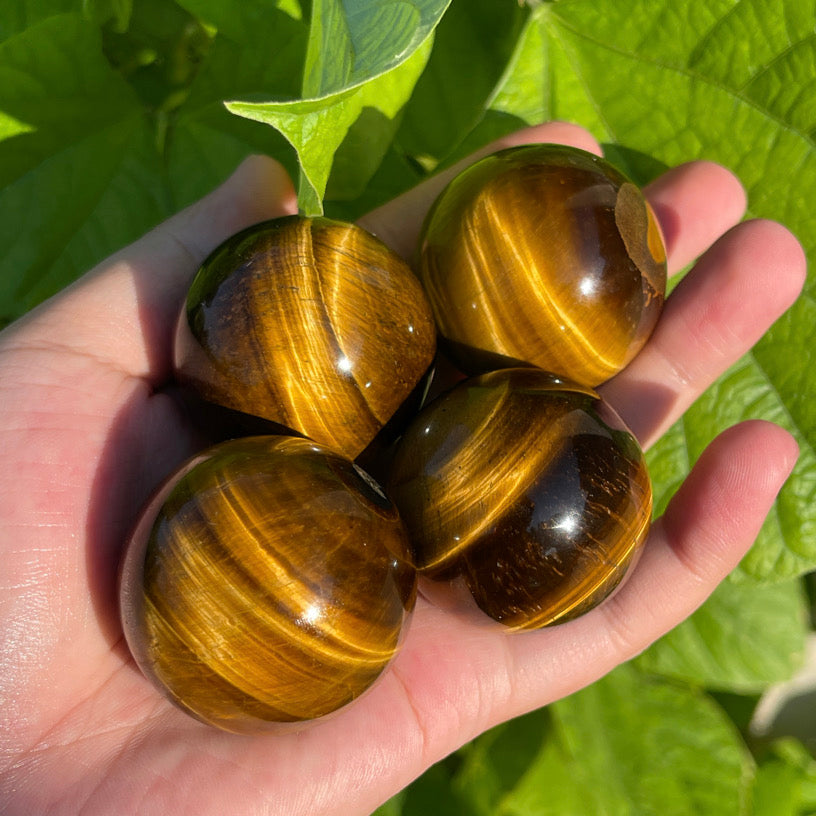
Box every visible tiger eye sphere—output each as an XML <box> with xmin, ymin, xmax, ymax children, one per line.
<box><xmin>119</xmin><ymin>435</ymin><xmax>417</xmax><ymax>733</ymax></box>
<box><xmin>418</xmin><ymin>144</ymin><xmax>667</xmax><ymax>386</ymax></box>
<box><xmin>175</xmin><ymin>215</ymin><xmax>437</xmax><ymax>459</ymax></box>
<box><xmin>387</xmin><ymin>368</ymin><xmax>652</xmax><ymax>630</ymax></box>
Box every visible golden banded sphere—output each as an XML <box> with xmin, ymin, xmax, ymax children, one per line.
<box><xmin>387</xmin><ymin>368</ymin><xmax>652</xmax><ymax>630</ymax></box>
<box><xmin>418</xmin><ymin>144</ymin><xmax>667</xmax><ymax>387</ymax></box>
<box><xmin>175</xmin><ymin>215</ymin><xmax>437</xmax><ymax>459</ymax></box>
<box><xmin>120</xmin><ymin>435</ymin><xmax>417</xmax><ymax>733</ymax></box>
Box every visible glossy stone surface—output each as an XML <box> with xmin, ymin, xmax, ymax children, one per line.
<box><xmin>387</xmin><ymin>368</ymin><xmax>652</xmax><ymax>630</ymax></box>
<box><xmin>120</xmin><ymin>435</ymin><xmax>417</xmax><ymax>733</ymax></box>
<box><xmin>175</xmin><ymin>215</ymin><xmax>437</xmax><ymax>459</ymax></box>
<box><xmin>419</xmin><ymin>144</ymin><xmax>667</xmax><ymax>387</ymax></box>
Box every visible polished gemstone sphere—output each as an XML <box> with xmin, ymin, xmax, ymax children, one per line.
<box><xmin>120</xmin><ymin>435</ymin><xmax>417</xmax><ymax>733</ymax></box>
<box><xmin>175</xmin><ymin>215</ymin><xmax>437</xmax><ymax>459</ymax></box>
<box><xmin>387</xmin><ymin>368</ymin><xmax>652</xmax><ymax>630</ymax></box>
<box><xmin>418</xmin><ymin>144</ymin><xmax>667</xmax><ymax>387</ymax></box>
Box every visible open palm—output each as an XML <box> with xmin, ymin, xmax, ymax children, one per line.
<box><xmin>0</xmin><ymin>122</ymin><xmax>804</xmax><ymax>815</ymax></box>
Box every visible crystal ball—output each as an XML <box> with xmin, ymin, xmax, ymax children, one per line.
<box><xmin>120</xmin><ymin>435</ymin><xmax>417</xmax><ymax>733</ymax></box>
<box><xmin>418</xmin><ymin>144</ymin><xmax>667</xmax><ymax>387</ymax></box>
<box><xmin>175</xmin><ymin>215</ymin><xmax>437</xmax><ymax>459</ymax></box>
<box><xmin>387</xmin><ymin>368</ymin><xmax>652</xmax><ymax>629</ymax></box>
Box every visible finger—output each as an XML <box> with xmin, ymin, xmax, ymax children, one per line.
<box><xmin>358</xmin><ymin>121</ymin><xmax>603</xmax><ymax>260</ymax></box>
<box><xmin>601</xmin><ymin>219</ymin><xmax>806</xmax><ymax>448</ymax></box>
<box><xmin>6</xmin><ymin>156</ymin><xmax>297</xmax><ymax>385</ymax></box>
<box><xmin>503</xmin><ymin>419</ymin><xmax>799</xmax><ymax>715</ymax></box>
<box><xmin>645</xmin><ymin>160</ymin><xmax>747</xmax><ymax>274</ymax></box>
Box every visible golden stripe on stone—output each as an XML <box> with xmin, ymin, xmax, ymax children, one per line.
<box><xmin>387</xmin><ymin>368</ymin><xmax>652</xmax><ymax>631</ymax></box>
<box><xmin>120</xmin><ymin>435</ymin><xmax>416</xmax><ymax>733</ymax></box>
<box><xmin>175</xmin><ymin>216</ymin><xmax>436</xmax><ymax>459</ymax></box>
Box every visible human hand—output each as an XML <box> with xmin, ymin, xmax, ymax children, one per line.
<box><xmin>0</xmin><ymin>122</ymin><xmax>804</xmax><ymax>815</ymax></box>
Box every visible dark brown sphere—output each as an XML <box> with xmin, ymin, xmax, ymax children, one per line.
<box><xmin>418</xmin><ymin>144</ymin><xmax>667</xmax><ymax>387</ymax></box>
<box><xmin>120</xmin><ymin>435</ymin><xmax>417</xmax><ymax>733</ymax></box>
<box><xmin>175</xmin><ymin>215</ymin><xmax>437</xmax><ymax>459</ymax></box>
<box><xmin>387</xmin><ymin>368</ymin><xmax>652</xmax><ymax>630</ymax></box>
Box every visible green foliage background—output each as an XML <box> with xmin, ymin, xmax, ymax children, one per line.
<box><xmin>2</xmin><ymin>0</ymin><xmax>815</xmax><ymax>812</ymax></box>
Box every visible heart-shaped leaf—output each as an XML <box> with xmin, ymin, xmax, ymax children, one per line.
<box><xmin>227</xmin><ymin>0</ymin><xmax>449</xmax><ymax>212</ymax></box>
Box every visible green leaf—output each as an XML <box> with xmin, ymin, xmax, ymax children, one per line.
<box><xmin>751</xmin><ymin>739</ymin><xmax>816</xmax><ymax>816</ymax></box>
<box><xmin>371</xmin><ymin>791</ymin><xmax>407</xmax><ymax>816</ymax></box>
<box><xmin>0</xmin><ymin>13</ymin><xmax>170</xmax><ymax>317</ymax></box>
<box><xmin>302</xmin><ymin>0</ymin><xmax>449</xmax><ymax>97</ymax></box>
<box><xmin>490</xmin><ymin>719</ymin><xmax>593</xmax><ymax>816</ymax></box>
<box><xmin>450</xmin><ymin>666</ymin><xmax>752</xmax><ymax>816</ymax></box>
<box><xmin>99</xmin><ymin>0</ymin><xmax>214</xmax><ymax>114</ymax></box>
<box><xmin>227</xmin><ymin>0</ymin><xmax>448</xmax><ymax>212</ymax></box>
<box><xmin>0</xmin><ymin>0</ymin><xmax>76</xmax><ymax>43</ymax></box>
<box><xmin>537</xmin><ymin>667</ymin><xmax>752</xmax><ymax>815</ymax></box>
<box><xmin>227</xmin><ymin>36</ymin><xmax>433</xmax><ymax>213</ymax></box>
<box><xmin>636</xmin><ymin>579</ymin><xmax>808</xmax><ymax>692</ymax></box>
<box><xmin>486</xmin><ymin>11</ymin><xmax>550</xmax><ymax>128</ymax></box>
<box><xmin>752</xmin><ymin>757</ymin><xmax>803</xmax><ymax>816</ymax></box>
<box><xmin>741</xmin><ymin>300</ymin><xmax>816</xmax><ymax>581</ymax></box>
<box><xmin>175</xmin><ymin>0</ymin><xmax>303</xmax><ymax>42</ymax></box>
<box><xmin>395</xmin><ymin>0</ymin><xmax>528</xmax><ymax>165</ymax></box>
<box><xmin>452</xmin><ymin>709</ymin><xmax>562</xmax><ymax>816</ymax></box>
<box><xmin>165</xmin><ymin>6</ymin><xmax>307</xmax><ymax>208</ymax></box>
<box><xmin>0</xmin><ymin>13</ymin><xmax>134</xmax><ymax>188</ymax></box>
<box><xmin>82</xmin><ymin>0</ymin><xmax>132</xmax><ymax>31</ymax></box>
<box><xmin>688</xmin><ymin>1</ymin><xmax>816</xmax><ymax>96</ymax></box>
<box><xmin>324</xmin><ymin>143</ymin><xmax>422</xmax><ymax>220</ymax></box>
<box><xmin>373</xmin><ymin>758</ymin><xmax>471</xmax><ymax>815</ymax></box>
<box><xmin>324</xmin><ymin>106</ymin><xmax>408</xmax><ymax>202</ymax></box>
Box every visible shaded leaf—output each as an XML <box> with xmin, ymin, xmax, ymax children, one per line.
<box><xmin>0</xmin><ymin>0</ymin><xmax>75</xmax><ymax>42</ymax></box>
<box><xmin>0</xmin><ymin>13</ymin><xmax>170</xmax><ymax>315</ymax></box>
<box><xmin>165</xmin><ymin>6</ymin><xmax>307</xmax><ymax>208</ymax></box>
<box><xmin>751</xmin><ymin>739</ymin><xmax>816</xmax><ymax>816</ymax></box>
<box><xmin>452</xmin><ymin>709</ymin><xmax>557</xmax><ymax>816</ymax></box>
<box><xmin>373</xmin><ymin>759</ymin><xmax>468</xmax><ymax>815</ymax></box>
<box><xmin>395</xmin><ymin>0</ymin><xmax>528</xmax><ymax>164</ymax></box>
<box><xmin>82</xmin><ymin>0</ymin><xmax>132</xmax><ymax>31</ymax></box>
<box><xmin>323</xmin><ymin>143</ymin><xmax>422</xmax><ymax>220</ymax></box>
<box><xmin>175</xmin><ymin>0</ymin><xmax>303</xmax><ymax>41</ymax></box>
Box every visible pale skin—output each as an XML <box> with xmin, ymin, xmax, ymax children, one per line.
<box><xmin>0</xmin><ymin>122</ymin><xmax>806</xmax><ymax>814</ymax></box>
